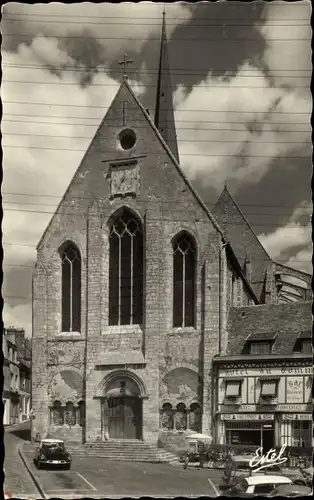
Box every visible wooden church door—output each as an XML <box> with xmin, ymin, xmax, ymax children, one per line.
<box><xmin>107</xmin><ymin>397</ymin><xmax>142</xmax><ymax>439</ymax></box>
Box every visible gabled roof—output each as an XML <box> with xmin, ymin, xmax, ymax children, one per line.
<box><xmin>212</xmin><ymin>185</ymin><xmax>272</xmax><ymax>300</ymax></box>
<box><xmin>37</xmin><ymin>77</ymin><xmax>225</xmax><ymax>250</ymax></box>
<box><xmin>226</xmin><ymin>301</ymin><xmax>312</xmax><ymax>355</ymax></box>
<box><xmin>35</xmin><ymin>77</ymin><xmax>263</xmax><ymax>304</ymax></box>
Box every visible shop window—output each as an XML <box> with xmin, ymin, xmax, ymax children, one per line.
<box><xmin>225</xmin><ymin>380</ymin><xmax>242</xmax><ymax>399</ymax></box>
<box><xmin>292</xmin><ymin>420</ymin><xmax>312</xmax><ymax>447</ymax></box>
<box><xmin>250</xmin><ymin>342</ymin><xmax>272</xmax><ymax>355</ymax></box>
<box><xmin>301</xmin><ymin>340</ymin><xmax>312</xmax><ymax>354</ymax></box>
<box><xmin>260</xmin><ymin>379</ymin><xmax>278</xmax><ymax>398</ymax></box>
<box><xmin>175</xmin><ymin>403</ymin><xmax>187</xmax><ymax>430</ymax></box>
<box><xmin>161</xmin><ymin>403</ymin><xmax>174</xmax><ymax>430</ymax></box>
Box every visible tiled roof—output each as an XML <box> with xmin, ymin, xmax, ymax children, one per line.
<box><xmin>212</xmin><ymin>187</ymin><xmax>272</xmax><ymax>301</ymax></box>
<box><xmin>226</xmin><ymin>301</ymin><xmax>312</xmax><ymax>355</ymax></box>
<box><xmin>298</xmin><ymin>331</ymin><xmax>312</xmax><ymax>340</ymax></box>
<box><xmin>246</xmin><ymin>331</ymin><xmax>278</xmax><ymax>341</ymax></box>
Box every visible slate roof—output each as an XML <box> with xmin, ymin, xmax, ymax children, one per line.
<box><xmin>226</xmin><ymin>301</ymin><xmax>312</xmax><ymax>356</ymax></box>
<box><xmin>212</xmin><ymin>186</ymin><xmax>272</xmax><ymax>301</ymax></box>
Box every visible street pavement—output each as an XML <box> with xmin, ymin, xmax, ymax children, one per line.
<box><xmin>4</xmin><ymin>421</ymin><xmax>40</xmax><ymax>499</ymax></box>
<box><xmin>22</xmin><ymin>446</ymin><xmax>223</xmax><ymax>498</ymax></box>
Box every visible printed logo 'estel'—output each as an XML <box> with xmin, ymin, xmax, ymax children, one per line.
<box><xmin>249</xmin><ymin>444</ymin><xmax>288</xmax><ymax>472</ymax></box>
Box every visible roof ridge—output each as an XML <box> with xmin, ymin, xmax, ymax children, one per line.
<box><xmin>214</xmin><ymin>185</ymin><xmax>273</xmax><ymax>262</ymax></box>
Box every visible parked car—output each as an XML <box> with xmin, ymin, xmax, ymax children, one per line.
<box><xmin>33</xmin><ymin>439</ymin><xmax>71</xmax><ymax>469</ymax></box>
<box><xmin>221</xmin><ymin>455</ymin><xmax>308</xmax><ymax>489</ymax></box>
<box><xmin>223</xmin><ymin>475</ymin><xmax>303</xmax><ymax>497</ymax></box>
<box><xmin>269</xmin><ymin>483</ymin><xmax>312</xmax><ymax>497</ymax></box>
<box><xmin>221</xmin><ymin>456</ymin><xmax>281</xmax><ymax>487</ymax></box>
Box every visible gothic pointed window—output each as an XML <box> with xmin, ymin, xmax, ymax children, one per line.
<box><xmin>173</xmin><ymin>233</ymin><xmax>196</xmax><ymax>327</ymax></box>
<box><xmin>60</xmin><ymin>242</ymin><xmax>81</xmax><ymax>332</ymax></box>
<box><xmin>109</xmin><ymin>209</ymin><xmax>143</xmax><ymax>326</ymax></box>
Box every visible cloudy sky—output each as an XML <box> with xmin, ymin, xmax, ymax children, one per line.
<box><xmin>1</xmin><ymin>1</ymin><xmax>312</xmax><ymax>336</ymax></box>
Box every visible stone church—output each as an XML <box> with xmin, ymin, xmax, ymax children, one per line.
<box><xmin>32</xmin><ymin>13</ymin><xmax>311</xmax><ymax>449</ymax></box>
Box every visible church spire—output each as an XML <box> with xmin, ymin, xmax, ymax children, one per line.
<box><xmin>154</xmin><ymin>10</ymin><xmax>179</xmax><ymax>163</ymax></box>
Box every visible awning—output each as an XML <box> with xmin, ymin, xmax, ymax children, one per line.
<box><xmin>261</xmin><ymin>380</ymin><xmax>277</xmax><ymax>397</ymax></box>
<box><xmin>225</xmin><ymin>381</ymin><xmax>241</xmax><ymax>397</ymax></box>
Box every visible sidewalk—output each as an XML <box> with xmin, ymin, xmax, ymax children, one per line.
<box><xmin>4</xmin><ymin>419</ymin><xmax>30</xmax><ymax>432</ymax></box>
<box><xmin>4</xmin><ymin>423</ymin><xmax>42</xmax><ymax>499</ymax></box>
<box><xmin>19</xmin><ymin>443</ymin><xmax>47</xmax><ymax>499</ymax></box>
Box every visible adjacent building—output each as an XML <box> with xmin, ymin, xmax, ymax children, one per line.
<box><xmin>31</xmin><ymin>13</ymin><xmax>312</xmax><ymax>453</ymax></box>
<box><xmin>213</xmin><ymin>302</ymin><xmax>312</xmax><ymax>452</ymax></box>
<box><xmin>3</xmin><ymin>328</ymin><xmax>31</xmax><ymax>425</ymax></box>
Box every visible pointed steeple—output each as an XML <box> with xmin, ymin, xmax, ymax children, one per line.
<box><xmin>154</xmin><ymin>10</ymin><xmax>179</xmax><ymax>163</ymax></box>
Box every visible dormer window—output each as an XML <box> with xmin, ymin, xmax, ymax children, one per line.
<box><xmin>250</xmin><ymin>342</ymin><xmax>272</xmax><ymax>355</ymax></box>
<box><xmin>245</xmin><ymin>332</ymin><xmax>277</xmax><ymax>355</ymax></box>
<box><xmin>301</xmin><ymin>340</ymin><xmax>312</xmax><ymax>354</ymax></box>
<box><xmin>293</xmin><ymin>332</ymin><xmax>312</xmax><ymax>354</ymax></box>
<box><xmin>225</xmin><ymin>379</ymin><xmax>242</xmax><ymax>399</ymax></box>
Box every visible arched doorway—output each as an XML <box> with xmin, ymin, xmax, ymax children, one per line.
<box><xmin>102</xmin><ymin>373</ymin><xmax>143</xmax><ymax>440</ymax></box>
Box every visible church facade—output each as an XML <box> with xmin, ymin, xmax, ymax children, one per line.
<box><xmin>31</xmin><ymin>14</ymin><xmax>311</xmax><ymax>447</ymax></box>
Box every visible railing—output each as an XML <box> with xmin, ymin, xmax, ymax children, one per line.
<box><xmin>209</xmin><ymin>444</ymin><xmax>312</xmax><ymax>469</ymax></box>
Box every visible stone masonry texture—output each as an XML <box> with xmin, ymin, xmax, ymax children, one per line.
<box><xmin>32</xmin><ymin>79</ymin><xmax>311</xmax><ymax>450</ymax></box>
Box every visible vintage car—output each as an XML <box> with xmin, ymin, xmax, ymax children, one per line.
<box><xmin>33</xmin><ymin>439</ymin><xmax>72</xmax><ymax>469</ymax></box>
<box><xmin>223</xmin><ymin>475</ymin><xmax>310</xmax><ymax>497</ymax></box>
<box><xmin>269</xmin><ymin>483</ymin><xmax>312</xmax><ymax>497</ymax></box>
<box><xmin>221</xmin><ymin>455</ymin><xmax>307</xmax><ymax>488</ymax></box>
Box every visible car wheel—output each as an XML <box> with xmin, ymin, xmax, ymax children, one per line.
<box><xmin>64</xmin><ymin>464</ymin><xmax>71</xmax><ymax>470</ymax></box>
<box><xmin>36</xmin><ymin>462</ymin><xmax>41</xmax><ymax>470</ymax></box>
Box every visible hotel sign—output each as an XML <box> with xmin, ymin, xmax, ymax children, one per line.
<box><xmin>219</xmin><ymin>403</ymin><xmax>312</xmax><ymax>413</ymax></box>
<box><xmin>221</xmin><ymin>413</ymin><xmax>274</xmax><ymax>421</ymax></box>
<box><xmin>219</xmin><ymin>366</ymin><xmax>312</xmax><ymax>377</ymax></box>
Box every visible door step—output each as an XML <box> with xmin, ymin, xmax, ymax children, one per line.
<box><xmin>68</xmin><ymin>440</ymin><xmax>180</xmax><ymax>464</ymax></box>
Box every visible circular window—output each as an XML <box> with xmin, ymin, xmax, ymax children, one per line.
<box><xmin>118</xmin><ymin>129</ymin><xmax>137</xmax><ymax>150</ymax></box>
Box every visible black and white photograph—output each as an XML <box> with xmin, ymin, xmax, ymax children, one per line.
<box><xmin>1</xmin><ymin>1</ymin><xmax>313</xmax><ymax>498</ymax></box>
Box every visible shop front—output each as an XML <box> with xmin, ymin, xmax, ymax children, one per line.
<box><xmin>214</xmin><ymin>359</ymin><xmax>312</xmax><ymax>457</ymax></box>
<box><xmin>218</xmin><ymin>413</ymin><xmax>275</xmax><ymax>452</ymax></box>
<box><xmin>280</xmin><ymin>412</ymin><xmax>312</xmax><ymax>447</ymax></box>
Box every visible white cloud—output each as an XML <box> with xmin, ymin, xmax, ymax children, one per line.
<box><xmin>258</xmin><ymin>202</ymin><xmax>312</xmax><ymax>273</ymax></box>
<box><xmin>2</xmin><ymin>2</ymin><xmax>311</xmax><ymax>332</ymax></box>
<box><xmin>174</xmin><ymin>62</ymin><xmax>311</xmax><ymax>192</ymax></box>
<box><xmin>3</xmin><ymin>2</ymin><xmax>192</xmax><ymax>59</ymax></box>
<box><xmin>3</xmin><ymin>303</ymin><xmax>32</xmax><ymax>338</ymax></box>
<box><xmin>259</xmin><ymin>1</ymin><xmax>311</xmax><ymax>91</ymax></box>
